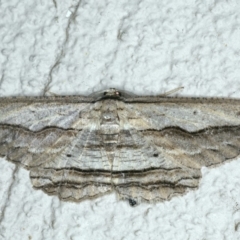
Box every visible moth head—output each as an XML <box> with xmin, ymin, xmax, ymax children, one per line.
<box><xmin>90</xmin><ymin>88</ymin><xmax>135</xmax><ymax>101</ymax></box>
<box><xmin>103</xmin><ymin>88</ymin><xmax>122</xmax><ymax>97</ymax></box>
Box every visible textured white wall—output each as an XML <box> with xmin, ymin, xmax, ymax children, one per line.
<box><xmin>1</xmin><ymin>0</ymin><xmax>240</xmax><ymax>239</ymax></box>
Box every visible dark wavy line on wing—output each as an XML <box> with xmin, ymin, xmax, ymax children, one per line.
<box><xmin>1</xmin><ymin>123</ymin><xmax>239</xmax><ymax>135</ymax></box>
<box><xmin>139</xmin><ymin>125</ymin><xmax>240</xmax><ymax>134</ymax></box>
<box><xmin>40</xmin><ymin>166</ymin><xmax>182</xmax><ymax>174</ymax></box>
<box><xmin>31</xmin><ymin>178</ymin><xmax>199</xmax><ymax>189</ymax></box>
<box><xmin>0</xmin><ymin>123</ymin><xmax>79</xmax><ymax>132</ymax></box>
<box><xmin>32</xmin><ymin>182</ymin><xmax>113</xmax><ymax>189</ymax></box>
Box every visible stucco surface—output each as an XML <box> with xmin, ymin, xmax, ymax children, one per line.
<box><xmin>1</xmin><ymin>0</ymin><xmax>240</xmax><ymax>239</ymax></box>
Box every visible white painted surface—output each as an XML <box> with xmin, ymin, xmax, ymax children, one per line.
<box><xmin>1</xmin><ymin>0</ymin><xmax>240</xmax><ymax>239</ymax></box>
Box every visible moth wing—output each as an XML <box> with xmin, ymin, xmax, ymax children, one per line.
<box><xmin>0</xmin><ymin>98</ymin><xmax>113</xmax><ymax>202</ymax></box>
<box><xmin>112</xmin><ymin>129</ymin><xmax>201</xmax><ymax>203</ymax></box>
<box><xmin>142</xmin><ymin>126</ymin><xmax>240</xmax><ymax>168</ymax></box>
<box><xmin>0</xmin><ymin>98</ymin><xmax>95</xmax><ymax>131</ymax></box>
<box><xmin>113</xmin><ymin>99</ymin><xmax>240</xmax><ymax>203</ymax></box>
<box><xmin>33</xmin><ymin>128</ymin><xmax>113</xmax><ymax>202</ymax></box>
<box><xmin>121</xmin><ymin>99</ymin><xmax>240</xmax><ymax>131</ymax></box>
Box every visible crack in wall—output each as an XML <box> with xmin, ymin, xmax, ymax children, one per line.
<box><xmin>0</xmin><ymin>72</ymin><xmax>4</xmax><ymax>89</ymax></box>
<box><xmin>0</xmin><ymin>165</ymin><xmax>19</xmax><ymax>234</ymax></box>
<box><xmin>43</xmin><ymin>0</ymin><xmax>82</xmax><ymax>96</ymax></box>
<box><xmin>52</xmin><ymin>0</ymin><xmax>57</xmax><ymax>8</ymax></box>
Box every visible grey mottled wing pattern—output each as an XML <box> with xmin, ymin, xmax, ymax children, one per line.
<box><xmin>112</xmin><ymin>129</ymin><xmax>201</xmax><ymax>202</ymax></box>
<box><xmin>111</xmin><ymin>99</ymin><xmax>240</xmax><ymax>202</ymax></box>
<box><xmin>0</xmin><ymin>97</ymin><xmax>93</xmax><ymax>130</ymax></box>
<box><xmin>0</xmin><ymin>98</ymin><xmax>113</xmax><ymax>201</ymax></box>
<box><xmin>0</xmin><ymin>125</ymin><xmax>78</xmax><ymax>168</ymax></box>
<box><xmin>1</xmin><ymin>93</ymin><xmax>240</xmax><ymax>204</ymax></box>
<box><xmin>145</xmin><ymin>126</ymin><xmax>240</xmax><ymax>168</ymax></box>
<box><xmin>112</xmin><ymin>127</ymin><xmax>240</xmax><ymax>202</ymax></box>
<box><xmin>122</xmin><ymin>99</ymin><xmax>240</xmax><ymax>131</ymax></box>
<box><xmin>32</xmin><ymin>128</ymin><xmax>112</xmax><ymax>201</ymax></box>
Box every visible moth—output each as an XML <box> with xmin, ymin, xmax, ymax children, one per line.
<box><xmin>0</xmin><ymin>88</ymin><xmax>240</xmax><ymax>206</ymax></box>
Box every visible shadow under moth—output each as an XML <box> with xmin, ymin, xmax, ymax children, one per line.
<box><xmin>0</xmin><ymin>88</ymin><xmax>239</xmax><ymax>206</ymax></box>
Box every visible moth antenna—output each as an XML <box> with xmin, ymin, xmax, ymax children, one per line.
<box><xmin>162</xmin><ymin>87</ymin><xmax>184</xmax><ymax>96</ymax></box>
